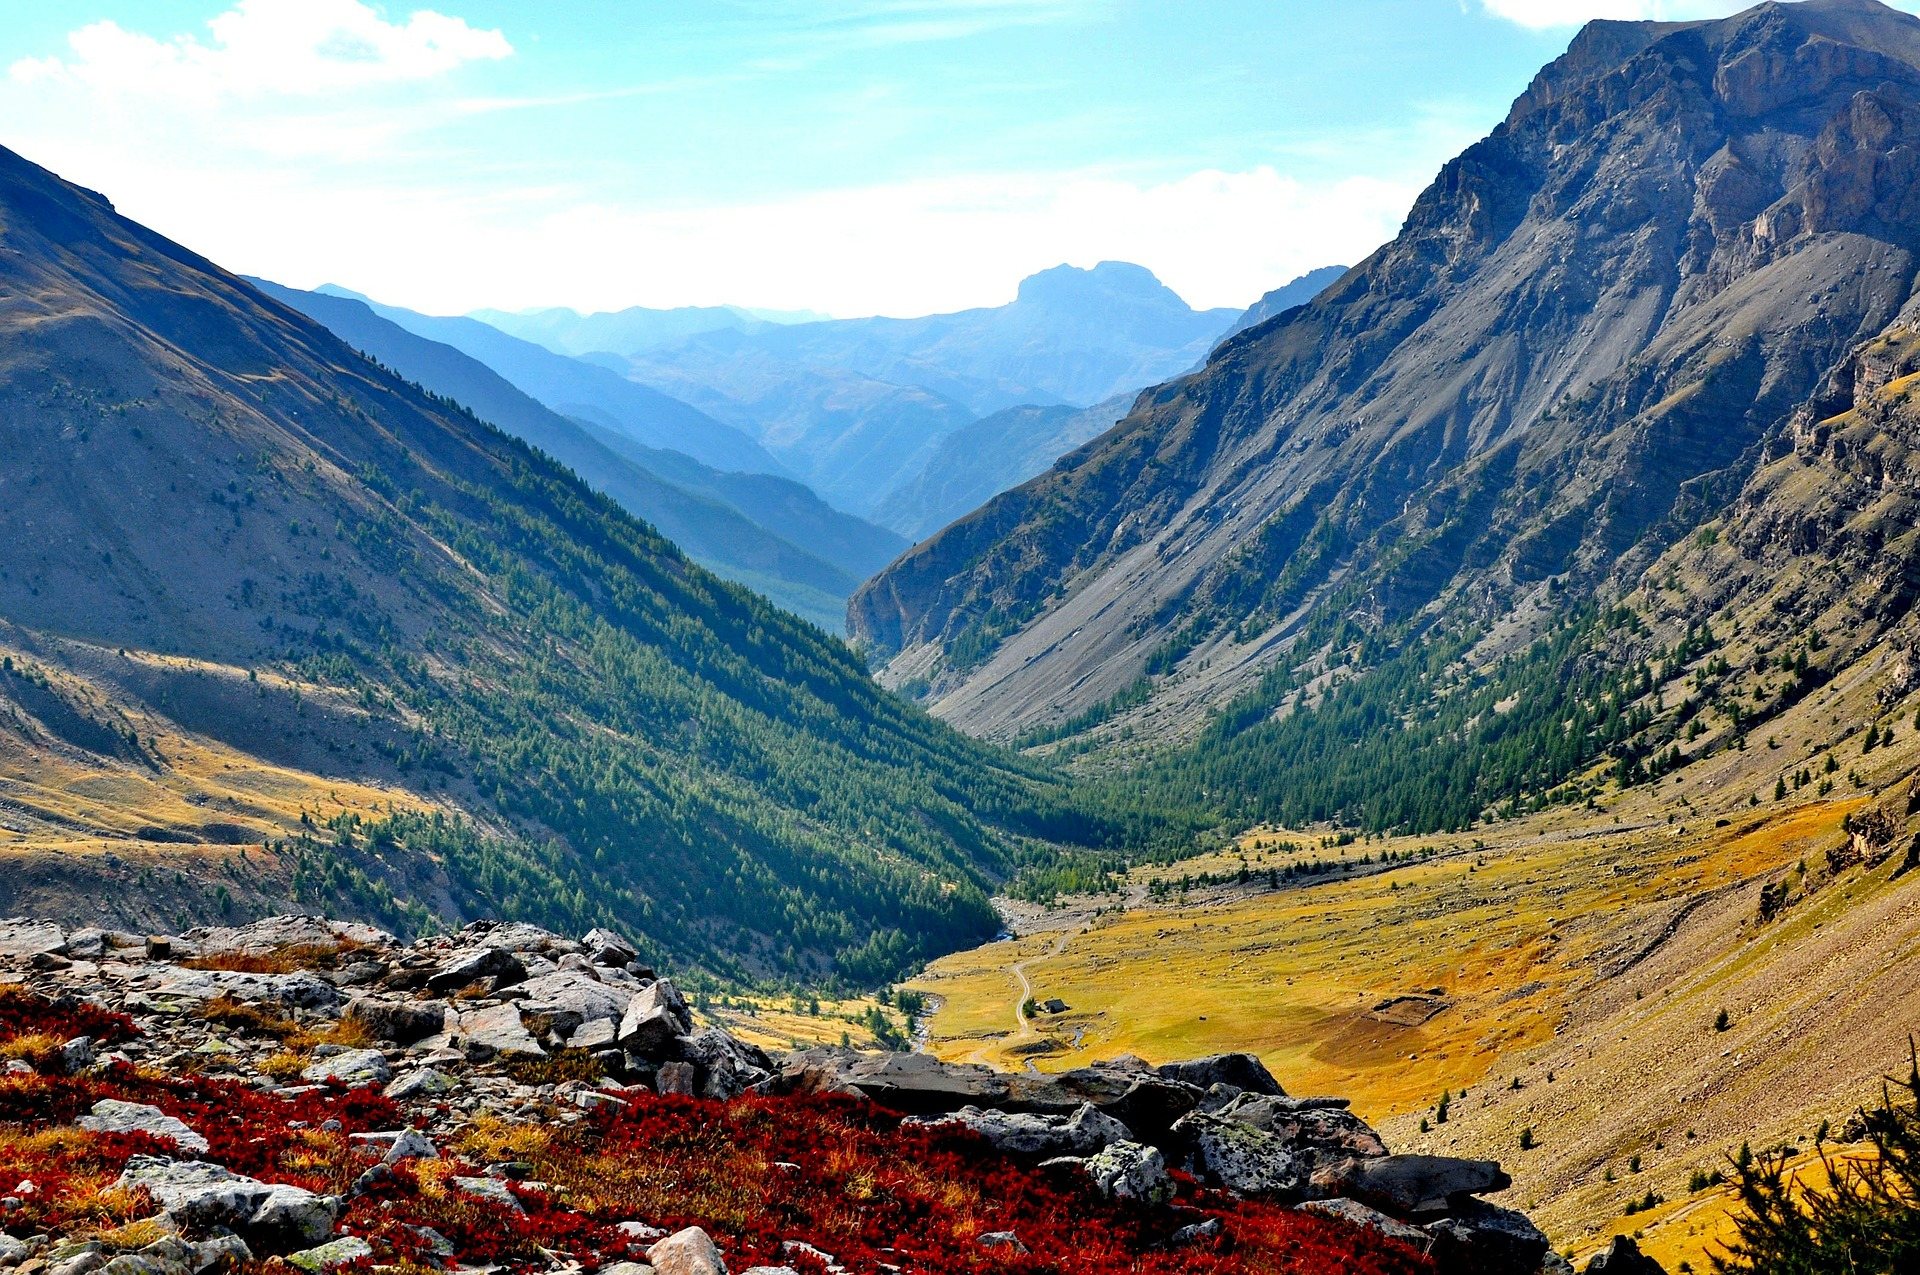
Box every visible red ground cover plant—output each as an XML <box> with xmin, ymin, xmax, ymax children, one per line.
<box><xmin>1</xmin><ymin>984</ymin><xmax>1434</xmax><ymax>1273</ymax></box>
<box><xmin>0</xmin><ymin>984</ymin><xmax>137</xmax><ymax>1046</ymax></box>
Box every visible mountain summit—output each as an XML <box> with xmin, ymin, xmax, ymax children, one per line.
<box><xmin>853</xmin><ymin>0</ymin><xmax>1920</xmax><ymax>748</ymax></box>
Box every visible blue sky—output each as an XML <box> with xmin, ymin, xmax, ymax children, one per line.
<box><xmin>3</xmin><ymin>1</ymin><xmax>1911</xmax><ymax>317</ymax></box>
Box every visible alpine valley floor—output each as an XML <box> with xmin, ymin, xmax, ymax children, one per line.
<box><xmin>910</xmin><ymin>733</ymin><xmax>1920</xmax><ymax>1272</ymax></box>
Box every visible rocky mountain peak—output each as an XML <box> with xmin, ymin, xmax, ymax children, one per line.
<box><xmin>1013</xmin><ymin>260</ymin><xmax>1191</xmax><ymax>313</ymax></box>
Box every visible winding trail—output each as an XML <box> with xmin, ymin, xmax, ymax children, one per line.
<box><xmin>1006</xmin><ymin>927</ymin><xmax>1075</xmax><ymax>1072</ymax></box>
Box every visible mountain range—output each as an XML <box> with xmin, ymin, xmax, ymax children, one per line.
<box><xmin>497</xmin><ymin>261</ymin><xmax>1258</xmax><ymax>526</ymax></box>
<box><xmin>852</xmin><ymin>0</ymin><xmax>1920</xmax><ymax>821</ymax></box>
<box><xmin>0</xmin><ymin>139</ymin><xmax>1122</xmax><ymax>983</ymax></box>
<box><xmin>249</xmin><ymin>279</ymin><xmax>903</xmax><ymax>632</ymax></box>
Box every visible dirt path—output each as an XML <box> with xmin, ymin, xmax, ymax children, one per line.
<box><xmin>957</xmin><ymin>926</ymin><xmax>1077</xmax><ymax>1069</ymax></box>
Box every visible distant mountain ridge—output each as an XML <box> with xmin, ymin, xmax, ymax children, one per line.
<box><xmin>592</xmin><ymin>261</ymin><xmax>1248</xmax><ymax>524</ymax></box>
<box><xmin>314</xmin><ymin>285</ymin><xmax>786</xmax><ymax>478</ymax></box>
<box><xmin>250</xmin><ymin>279</ymin><xmax>903</xmax><ymax>631</ymax></box>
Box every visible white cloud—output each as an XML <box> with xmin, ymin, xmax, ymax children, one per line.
<box><xmin>10</xmin><ymin>0</ymin><xmax>510</xmax><ymax>101</ymax></box>
<box><xmin>1481</xmin><ymin>0</ymin><xmax>1920</xmax><ymax>28</ymax></box>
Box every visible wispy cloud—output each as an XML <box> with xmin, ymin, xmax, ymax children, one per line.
<box><xmin>733</xmin><ymin>0</ymin><xmax>1106</xmax><ymax>52</ymax></box>
<box><xmin>10</xmin><ymin>0</ymin><xmax>510</xmax><ymax>101</ymax></box>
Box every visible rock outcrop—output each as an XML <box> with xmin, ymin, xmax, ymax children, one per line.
<box><xmin>0</xmin><ymin>916</ymin><xmax>1623</xmax><ymax>1275</ymax></box>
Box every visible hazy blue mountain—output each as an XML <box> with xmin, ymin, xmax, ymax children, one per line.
<box><xmin>1219</xmin><ymin>265</ymin><xmax>1348</xmax><ymax>343</ymax></box>
<box><xmin>871</xmin><ymin>395</ymin><xmax>1135</xmax><ymax>541</ymax></box>
<box><xmin>253</xmin><ymin>280</ymin><xmax>893</xmax><ymax>631</ymax></box>
<box><xmin>599</xmin><ymin>262</ymin><xmax>1240</xmax><ymax>520</ymax></box>
<box><xmin>314</xmin><ymin>285</ymin><xmax>784</xmax><ymax>478</ymax></box>
<box><xmin>472</xmin><ymin>303</ymin><xmax>780</xmax><ymax>358</ymax></box>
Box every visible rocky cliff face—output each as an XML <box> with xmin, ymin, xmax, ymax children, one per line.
<box><xmin>851</xmin><ymin>0</ymin><xmax>1920</xmax><ymax>745</ymax></box>
<box><xmin>0</xmin><ymin>914</ymin><xmax>1628</xmax><ymax>1275</ymax></box>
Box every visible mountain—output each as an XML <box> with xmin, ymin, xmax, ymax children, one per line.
<box><xmin>852</xmin><ymin>0</ymin><xmax>1920</xmax><ymax>790</ymax></box>
<box><xmin>472</xmin><ymin>302</ymin><xmax>820</xmax><ymax>358</ymax></box>
<box><xmin>595</xmin><ymin>262</ymin><xmax>1244</xmax><ymax>522</ymax></box>
<box><xmin>315</xmin><ymin>285</ymin><xmax>785</xmax><ymax>478</ymax></box>
<box><xmin>870</xmin><ymin>395</ymin><xmax>1136</xmax><ymax>541</ymax></box>
<box><xmin>247</xmin><ymin>280</ymin><xmax>900</xmax><ymax>631</ymax></box>
<box><xmin>0</xmin><ymin>139</ymin><xmax>1119</xmax><ymax>983</ymax></box>
<box><xmin>1218</xmin><ymin>264</ymin><xmax>1349</xmax><ymax>343</ymax></box>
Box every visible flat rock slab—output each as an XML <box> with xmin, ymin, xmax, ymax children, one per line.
<box><xmin>183</xmin><ymin>916</ymin><xmax>392</xmax><ymax>956</ymax></box>
<box><xmin>149</xmin><ymin>968</ymin><xmax>341</xmax><ymax>1013</ymax></box>
<box><xmin>79</xmin><ymin>1100</ymin><xmax>210</xmax><ymax>1155</ymax></box>
<box><xmin>301</xmin><ymin>1049</ymin><xmax>392</xmax><ymax>1087</ymax></box>
<box><xmin>0</xmin><ymin>919</ymin><xmax>68</xmax><ymax>957</ymax></box>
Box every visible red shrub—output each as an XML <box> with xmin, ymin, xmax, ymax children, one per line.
<box><xmin>0</xmin><ymin>986</ymin><xmax>138</xmax><ymax>1046</ymax></box>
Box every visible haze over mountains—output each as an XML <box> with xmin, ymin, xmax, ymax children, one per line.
<box><xmin>250</xmin><ymin>279</ymin><xmax>902</xmax><ymax>632</ymax></box>
<box><xmin>484</xmin><ymin>260</ymin><xmax>1265</xmax><ymax>526</ymax></box>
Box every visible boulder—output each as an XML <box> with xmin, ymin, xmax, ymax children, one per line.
<box><xmin>0</xmin><ymin>919</ymin><xmax>67</xmax><ymax>958</ymax></box>
<box><xmin>569</xmin><ymin>1019</ymin><xmax>619</xmax><ymax>1052</ymax></box>
<box><xmin>384</xmin><ymin>1067</ymin><xmax>455</xmax><ymax>1100</ymax></box>
<box><xmin>245</xmin><ymin>1184</ymin><xmax>339</xmax><ymax>1250</ymax></box>
<box><xmin>581</xmin><ymin>927</ymin><xmax>638</xmax><ymax>967</ymax></box>
<box><xmin>1006</xmin><ymin>1064</ymin><xmax>1201</xmax><ymax>1141</ymax></box>
<box><xmin>514</xmin><ymin>971</ymin><xmax>632</xmax><ymax>1040</ymax></box>
<box><xmin>343</xmin><ymin>998</ymin><xmax>447</xmax><ymax>1045</ymax></box>
<box><xmin>1333</xmin><ymin>1155</ymin><xmax>1512</xmax><ymax>1219</ymax></box>
<box><xmin>59</xmin><ymin>1036</ymin><xmax>96</xmax><ymax>1075</ymax></box>
<box><xmin>79</xmin><ymin>1101</ymin><xmax>210</xmax><ymax>1155</ymax></box>
<box><xmin>618</xmin><ymin>979</ymin><xmax>692</xmax><ymax>1057</ymax></box>
<box><xmin>1157</xmin><ymin>1053</ymin><xmax>1286</xmax><ymax>1097</ymax></box>
<box><xmin>115</xmin><ymin>1158</ymin><xmax>271</xmax><ymax>1232</ymax></box>
<box><xmin>1298</xmin><ymin>1197</ymin><xmax>1432</xmax><ymax>1249</ymax></box>
<box><xmin>283</xmin><ymin>1237</ymin><xmax>371</xmax><ymax>1273</ymax></box>
<box><xmin>785</xmin><ymin>1050</ymin><xmax>1009</xmax><ymax>1114</ymax></box>
<box><xmin>915</xmin><ymin>1103</ymin><xmax>1130</xmax><ymax>1158</ymax></box>
<box><xmin>1168</xmin><ymin>1111</ymin><xmax>1309</xmax><ymax>1201</ymax></box>
<box><xmin>646</xmin><ymin>1226</ymin><xmax>728</xmax><ymax>1275</ymax></box>
<box><xmin>1423</xmin><ymin>1200</ymin><xmax>1551</xmax><ymax>1275</ymax></box>
<box><xmin>977</xmin><ymin>1232</ymin><xmax>1027</xmax><ymax>1254</ymax></box>
<box><xmin>425</xmin><ymin>946</ymin><xmax>526</xmax><ymax>994</ymax></box>
<box><xmin>678</xmin><ymin>1028</ymin><xmax>772</xmax><ymax>1100</ymax></box>
<box><xmin>450</xmin><ymin>1177</ymin><xmax>523</xmax><ymax>1212</ymax></box>
<box><xmin>457</xmin><ymin>1001</ymin><xmax>545</xmax><ymax>1061</ymax></box>
<box><xmin>300</xmin><ymin>1049</ymin><xmax>392</xmax><ymax>1087</ymax></box>
<box><xmin>1077</xmin><ymin>1140</ymin><xmax>1174</xmax><ymax>1205</ymax></box>
<box><xmin>184</xmin><ymin>917</ymin><xmax>391</xmax><ymax>957</ymax></box>
<box><xmin>65</xmin><ymin>929</ymin><xmax>109</xmax><ymax>960</ymax></box>
<box><xmin>1585</xmin><ymin>1236</ymin><xmax>1667</xmax><ymax>1274</ymax></box>
<box><xmin>150</xmin><ymin>968</ymin><xmax>340</xmax><ymax>1013</ymax></box>
<box><xmin>601</xmin><ymin>1266</ymin><xmax>659</xmax><ymax>1275</ymax></box>
<box><xmin>1219</xmin><ymin>1093</ymin><xmax>1388</xmax><ymax>1162</ymax></box>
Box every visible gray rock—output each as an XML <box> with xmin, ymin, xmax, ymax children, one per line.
<box><xmin>917</xmin><ymin>1102</ymin><xmax>1130</xmax><ymax>1157</ymax></box>
<box><xmin>426</xmin><ymin>947</ymin><xmax>526</xmax><ymax>994</ymax></box>
<box><xmin>1335</xmin><ymin>1155</ymin><xmax>1512</xmax><ymax>1218</ymax></box>
<box><xmin>1423</xmin><ymin>1200</ymin><xmax>1551</xmax><ymax>1275</ymax></box>
<box><xmin>49</xmin><ymin>1252</ymin><xmax>109</xmax><ymax>1275</ymax></box>
<box><xmin>1169</xmin><ymin>1217</ymin><xmax>1223</xmax><ymax>1247</ymax></box>
<box><xmin>600</xmin><ymin>1265</ymin><xmax>658</xmax><ymax>1275</ymax></box>
<box><xmin>568</xmin><ymin>1019</ymin><xmax>619</xmax><ymax>1052</ymax></box>
<box><xmin>0</xmin><ymin>1235</ymin><xmax>35</xmax><ymax>1266</ymax></box>
<box><xmin>115</xmin><ymin>1158</ymin><xmax>271</xmax><ymax>1232</ymax></box>
<box><xmin>95</xmin><ymin>1256</ymin><xmax>189</xmax><ymax>1275</ymax></box>
<box><xmin>450</xmin><ymin>1177</ymin><xmax>523</xmax><ymax>1212</ymax></box>
<box><xmin>1157</xmin><ymin>1054</ymin><xmax>1285</xmax><ymax>1097</ymax></box>
<box><xmin>150</xmin><ymin>968</ymin><xmax>341</xmax><ymax>1013</ymax></box>
<box><xmin>190</xmin><ymin>1236</ymin><xmax>253</xmax><ymax>1273</ymax></box>
<box><xmin>65</xmin><ymin>928</ymin><xmax>109</xmax><ymax>959</ymax></box>
<box><xmin>581</xmin><ymin>928</ymin><xmax>637</xmax><ymax>967</ymax></box>
<box><xmin>0</xmin><ymin>919</ymin><xmax>67</xmax><ymax>958</ymax></box>
<box><xmin>767</xmin><ymin>1048</ymin><xmax>1006</xmax><ymax>1113</ymax></box>
<box><xmin>185</xmin><ymin>917</ymin><xmax>391</xmax><ymax>957</ymax></box>
<box><xmin>456</xmin><ymin>1001</ymin><xmax>545</xmax><ymax>1061</ymax></box>
<box><xmin>60</xmin><ymin>1036</ymin><xmax>96</xmax><ymax>1075</ymax></box>
<box><xmin>976</xmin><ymin>1232</ymin><xmax>1027</xmax><ymax>1254</ymax></box>
<box><xmin>1220</xmin><ymin>1093</ymin><xmax>1388</xmax><ymax>1163</ymax></box>
<box><xmin>300</xmin><ymin>1049</ymin><xmax>392</xmax><ymax>1087</ymax></box>
<box><xmin>654</xmin><ymin>1062</ymin><xmax>697</xmax><ymax>1096</ymax></box>
<box><xmin>646</xmin><ymin>1227</ymin><xmax>727</xmax><ymax>1275</ymax></box>
<box><xmin>617</xmin><ymin>979</ymin><xmax>692</xmax><ymax>1057</ymax></box>
<box><xmin>514</xmin><ymin>971</ymin><xmax>633</xmax><ymax>1040</ymax></box>
<box><xmin>678</xmin><ymin>1028</ymin><xmax>771</xmax><ymax>1100</ymax></box>
<box><xmin>1169</xmin><ymin>1111</ymin><xmax>1309</xmax><ymax>1200</ymax></box>
<box><xmin>384</xmin><ymin>1129</ymin><xmax>439</xmax><ymax>1163</ymax></box>
<box><xmin>1298</xmin><ymin>1197</ymin><xmax>1432</xmax><ymax>1248</ymax></box>
<box><xmin>283</xmin><ymin>1237</ymin><xmax>372</xmax><ymax>1273</ymax></box>
<box><xmin>343</xmin><ymin>998</ymin><xmax>447</xmax><ymax>1045</ymax></box>
<box><xmin>738</xmin><ymin>1269</ymin><xmax>796</xmax><ymax>1275</ymax></box>
<box><xmin>384</xmin><ymin>1068</ymin><xmax>455</xmax><ymax>1100</ymax></box>
<box><xmin>80</xmin><ymin>1101</ymin><xmax>210</xmax><ymax>1155</ymax></box>
<box><xmin>247</xmin><ymin>1184</ymin><xmax>340</xmax><ymax>1250</ymax></box>
<box><xmin>1078</xmin><ymin>1140</ymin><xmax>1173</xmax><ymax>1205</ymax></box>
<box><xmin>1585</xmin><ymin>1235</ymin><xmax>1667</xmax><ymax>1274</ymax></box>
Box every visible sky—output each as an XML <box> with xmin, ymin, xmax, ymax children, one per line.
<box><xmin>2</xmin><ymin>0</ymin><xmax>1915</xmax><ymax>319</ymax></box>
